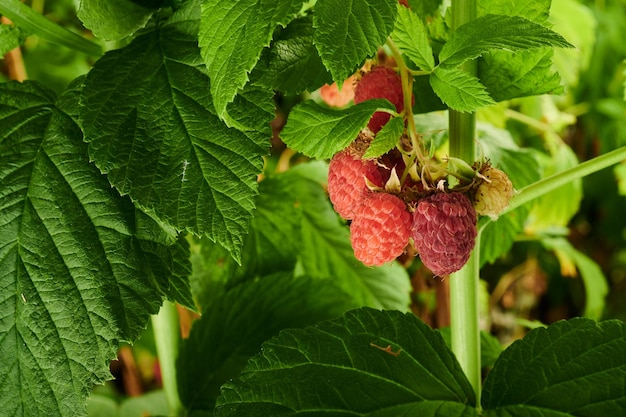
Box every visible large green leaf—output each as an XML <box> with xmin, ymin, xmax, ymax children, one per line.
<box><xmin>483</xmin><ymin>318</ymin><xmax>626</xmax><ymax>415</ymax></box>
<box><xmin>77</xmin><ymin>0</ymin><xmax>155</xmax><ymax>42</ymax></box>
<box><xmin>80</xmin><ymin>6</ymin><xmax>267</xmax><ymax>262</ymax></box>
<box><xmin>280</xmin><ymin>99</ymin><xmax>395</xmax><ymax>159</ymax></box>
<box><xmin>0</xmin><ymin>81</ymin><xmax>191</xmax><ymax>416</ymax></box>
<box><xmin>476</xmin><ymin>1</ymin><xmax>566</xmax><ymax>101</ymax></box>
<box><xmin>439</xmin><ymin>14</ymin><xmax>573</xmax><ymax>68</ymax></box>
<box><xmin>199</xmin><ymin>0</ymin><xmax>303</xmax><ymax>118</ymax></box>
<box><xmin>479</xmin><ymin>48</ymin><xmax>564</xmax><ymax>102</ymax></box>
<box><xmin>215</xmin><ymin>308</ymin><xmax>478</xmax><ymax>416</ymax></box>
<box><xmin>253</xmin><ymin>16</ymin><xmax>332</xmax><ymax>95</ymax></box>
<box><xmin>178</xmin><ymin>272</ymin><xmax>360</xmax><ymax>414</ymax></box>
<box><xmin>313</xmin><ymin>0</ymin><xmax>397</xmax><ymax>84</ymax></box>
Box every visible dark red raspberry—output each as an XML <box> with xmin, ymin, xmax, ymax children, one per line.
<box><xmin>354</xmin><ymin>66</ymin><xmax>405</xmax><ymax>133</ymax></box>
<box><xmin>350</xmin><ymin>193</ymin><xmax>412</xmax><ymax>266</ymax></box>
<box><xmin>411</xmin><ymin>192</ymin><xmax>477</xmax><ymax>276</ymax></box>
<box><xmin>328</xmin><ymin>151</ymin><xmax>383</xmax><ymax>220</ymax></box>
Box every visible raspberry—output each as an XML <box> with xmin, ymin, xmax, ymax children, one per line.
<box><xmin>473</xmin><ymin>167</ymin><xmax>514</xmax><ymax>219</ymax></box>
<box><xmin>328</xmin><ymin>151</ymin><xmax>383</xmax><ymax>219</ymax></box>
<box><xmin>354</xmin><ymin>66</ymin><xmax>405</xmax><ymax>133</ymax></box>
<box><xmin>411</xmin><ymin>192</ymin><xmax>477</xmax><ymax>276</ymax></box>
<box><xmin>319</xmin><ymin>75</ymin><xmax>356</xmax><ymax>108</ymax></box>
<box><xmin>350</xmin><ymin>193</ymin><xmax>412</xmax><ymax>266</ymax></box>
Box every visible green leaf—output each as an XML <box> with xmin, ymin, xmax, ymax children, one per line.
<box><xmin>527</xmin><ymin>143</ymin><xmax>582</xmax><ymax>231</ymax></box>
<box><xmin>392</xmin><ymin>5</ymin><xmax>435</xmax><ymax>71</ymax></box>
<box><xmin>475</xmin><ymin>1</ymin><xmax>566</xmax><ymax>102</ymax></box>
<box><xmin>479</xmin><ymin>48</ymin><xmax>564</xmax><ymax>102</ymax></box>
<box><xmin>79</xmin><ymin>9</ymin><xmax>267</xmax><ymax>262</ymax></box>
<box><xmin>280</xmin><ymin>99</ymin><xmax>395</xmax><ymax>159</ymax></box>
<box><xmin>77</xmin><ymin>0</ymin><xmax>155</xmax><ymax>42</ymax></box>
<box><xmin>178</xmin><ymin>272</ymin><xmax>360</xmax><ymax>414</ymax></box>
<box><xmin>439</xmin><ymin>14</ymin><xmax>573</xmax><ymax>67</ymax></box>
<box><xmin>288</xmin><ymin>163</ymin><xmax>412</xmax><ymax>310</ymax></box>
<box><xmin>412</xmin><ymin>72</ymin><xmax>448</xmax><ymax>114</ymax></box>
<box><xmin>0</xmin><ymin>0</ymin><xmax>102</xmax><ymax>56</ymax></box>
<box><xmin>430</xmin><ymin>67</ymin><xmax>495</xmax><ymax>112</ymax></box>
<box><xmin>0</xmin><ymin>80</ymin><xmax>191</xmax><ymax>416</ymax></box>
<box><xmin>483</xmin><ymin>318</ymin><xmax>626</xmax><ymax>415</ymax></box>
<box><xmin>313</xmin><ymin>0</ymin><xmax>397</xmax><ymax>84</ymax></box>
<box><xmin>363</xmin><ymin>116</ymin><xmax>405</xmax><ymax>158</ymax></box>
<box><xmin>199</xmin><ymin>0</ymin><xmax>302</xmax><ymax>118</ymax></box>
<box><xmin>215</xmin><ymin>308</ymin><xmax>477</xmax><ymax>416</ymax></box>
<box><xmin>253</xmin><ymin>16</ymin><xmax>332</xmax><ymax>95</ymax></box>
<box><xmin>0</xmin><ymin>23</ymin><xmax>28</xmax><ymax>56</ymax></box>
<box><xmin>542</xmin><ymin>238</ymin><xmax>608</xmax><ymax>320</ymax></box>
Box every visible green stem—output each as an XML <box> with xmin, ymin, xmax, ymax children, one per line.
<box><xmin>448</xmin><ymin>0</ymin><xmax>481</xmax><ymax>408</ymax></box>
<box><xmin>152</xmin><ymin>301</ymin><xmax>183</xmax><ymax>416</ymax></box>
<box><xmin>479</xmin><ymin>145</ymin><xmax>626</xmax><ymax>232</ymax></box>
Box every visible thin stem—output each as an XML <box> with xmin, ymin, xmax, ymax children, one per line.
<box><xmin>479</xmin><ymin>145</ymin><xmax>626</xmax><ymax>232</ymax></box>
<box><xmin>152</xmin><ymin>301</ymin><xmax>183</xmax><ymax>416</ymax></box>
<box><xmin>448</xmin><ymin>0</ymin><xmax>481</xmax><ymax>408</ymax></box>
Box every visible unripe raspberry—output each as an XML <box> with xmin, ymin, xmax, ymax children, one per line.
<box><xmin>328</xmin><ymin>151</ymin><xmax>383</xmax><ymax>220</ymax></box>
<box><xmin>473</xmin><ymin>167</ymin><xmax>514</xmax><ymax>219</ymax></box>
<box><xmin>354</xmin><ymin>66</ymin><xmax>405</xmax><ymax>133</ymax></box>
<box><xmin>350</xmin><ymin>193</ymin><xmax>412</xmax><ymax>266</ymax></box>
<box><xmin>411</xmin><ymin>192</ymin><xmax>477</xmax><ymax>276</ymax></box>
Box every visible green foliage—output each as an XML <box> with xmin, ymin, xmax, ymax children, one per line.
<box><xmin>482</xmin><ymin>318</ymin><xmax>625</xmax><ymax>415</ymax></box>
<box><xmin>216</xmin><ymin>309</ymin><xmax>626</xmax><ymax>416</ymax></box>
<box><xmin>363</xmin><ymin>116</ymin><xmax>405</xmax><ymax>158</ymax></box>
<box><xmin>392</xmin><ymin>5</ymin><xmax>435</xmax><ymax>72</ymax></box>
<box><xmin>439</xmin><ymin>14</ymin><xmax>572</xmax><ymax>67</ymax></box>
<box><xmin>77</xmin><ymin>0</ymin><xmax>156</xmax><ymax>42</ymax></box>
<box><xmin>215</xmin><ymin>308</ymin><xmax>477</xmax><ymax>416</ymax></box>
<box><xmin>1</xmin><ymin>0</ymin><xmax>624</xmax><ymax>415</ymax></box>
<box><xmin>280</xmin><ymin>99</ymin><xmax>395</xmax><ymax>159</ymax></box>
<box><xmin>79</xmin><ymin>3</ymin><xmax>269</xmax><ymax>261</ymax></box>
<box><xmin>431</xmin><ymin>67</ymin><xmax>496</xmax><ymax>112</ymax></box>
<box><xmin>0</xmin><ymin>23</ymin><xmax>27</xmax><ymax>56</ymax></box>
<box><xmin>0</xmin><ymin>80</ymin><xmax>192</xmax><ymax>416</ymax></box>
<box><xmin>199</xmin><ymin>0</ymin><xmax>302</xmax><ymax>119</ymax></box>
<box><xmin>313</xmin><ymin>0</ymin><xmax>397</xmax><ymax>85</ymax></box>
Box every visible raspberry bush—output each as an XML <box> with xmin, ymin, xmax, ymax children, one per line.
<box><xmin>2</xmin><ymin>0</ymin><xmax>626</xmax><ymax>416</ymax></box>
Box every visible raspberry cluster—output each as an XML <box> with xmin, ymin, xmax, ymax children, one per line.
<box><xmin>325</xmin><ymin>64</ymin><xmax>513</xmax><ymax>275</ymax></box>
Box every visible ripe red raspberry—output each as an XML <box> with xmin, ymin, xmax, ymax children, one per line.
<box><xmin>328</xmin><ymin>151</ymin><xmax>383</xmax><ymax>219</ymax></box>
<box><xmin>411</xmin><ymin>192</ymin><xmax>477</xmax><ymax>276</ymax></box>
<box><xmin>350</xmin><ymin>193</ymin><xmax>411</xmax><ymax>266</ymax></box>
<box><xmin>354</xmin><ymin>66</ymin><xmax>405</xmax><ymax>133</ymax></box>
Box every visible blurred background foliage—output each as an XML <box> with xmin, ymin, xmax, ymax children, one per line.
<box><xmin>2</xmin><ymin>0</ymin><xmax>626</xmax><ymax>411</ymax></box>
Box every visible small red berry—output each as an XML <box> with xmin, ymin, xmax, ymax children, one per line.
<box><xmin>328</xmin><ymin>151</ymin><xmax>383</xmax><ymax>220</ymax></box>
<box><xmin>354</xmin><ymin>66</ymin><xmax>405</xmax><ymax>133</ymax></box>
<box><xmin>350</xmin><ymin>193</ymin><xmax>412</xmax><ymax>266</ymax></box>
<box><xmin>411</xmin><ymin>192</ymin><xmax>477</xmax><ymax>276</ymax></box>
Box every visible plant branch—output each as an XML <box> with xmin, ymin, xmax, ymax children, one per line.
<box><xmin>479</xmin><ymin>145</ymin><xmax>626</xmax><ymax>232</ymax></box>
<box><xmin>152</xmin><ymin>301</ymin><xmax>183</xmax><ymax>416</ymax></box>
<box><xmin>448</xmin><ymin>0</ymin><xmax>481</xmax><ymax>408</ymax></box>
